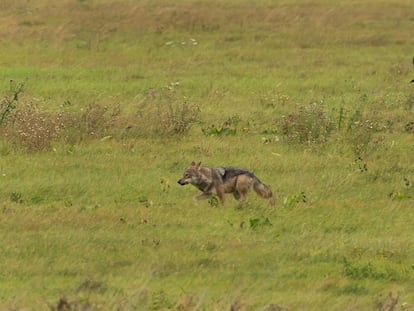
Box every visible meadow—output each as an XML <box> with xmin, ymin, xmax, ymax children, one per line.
<box><xmin>0</xmin><ymin>0</ymin><xmax>414</xmax><ymax>310</ymax></box>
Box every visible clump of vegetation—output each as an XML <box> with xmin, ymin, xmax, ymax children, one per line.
<box><xmin>342</xmin><ymin>258</ymin><xmax>410</xmax><ymax>281</ymax></box>
<box><xmin>157</xmin><ymin>98</ymin><xmax>200</xmax><ymax>136</ymax></box>
<box><xmin>275</xmin><ymin>101</ymin><xmax>390</xmax><ymax>157</ymax></box>
<box><xmin>2</xmin><ymin>103</ymin><xmax>66</xmax><ymax>151</ymax></box>
<box><xmin>278</xmin><ymin>102</ymin><xmax>335</xmax><ymax>147</ymax></box>
<box><xmin>0</xmin><ymin>81</ymin><xmax>118</xmax><ymax>151</ymax></box>
<box><xmin>333</xmin><ymin>107</ymin><xmax>374</xmax><ymax>156</ymax></box>
<box><xmin>10</xmin><ymin>191</ymin><xmax>23</xmax><ymax>204</ymax></box>
<box><xmin>0</xmin><ymin>81</ymin><xmax>65</xmax><ymax>151</ymax></box>
<box><xmin>0</xmin><ymin>80</ymin><xmax>23</xmax><ymax>126</ymax></box>
<box><xmin>283</xmin><ymin>192</ymin><xmax>307</xmax><ymax>208</ymax></box>
<box><xmin>0</xmin><ymin>81</ymin><xmax>201</xmax><ymax>151</ymax></box>
<box><xmin>202</xmin><ymin>115</ymin><xmax>240</xmax><ymax>136</ymax></box>
<box><xmin>0</xmin><ymin>81</ymin><xmax>396</xmax><ymax>156</ymax></box>
<box><xmin>0</xmin><ymin>100</ymin><xmax>114</xmax><ymax>151</ymax></box>
<box><xmin>125</xmin><ymin>82</ymin><xmax>200</xmax><ymax>138</ymax></box>
<box><xmin>62</xmin><ymin>103</ymin><xmax>115</xmax><ymax>145</ymax></box>
<box><xmin>144</xmin><ymin>82</ymin><xmax>200</xmax><ymax>136</ymax></box>
<box><xmin>248</xmin><ymin>216</ymin><xmax>272</xmax><ymax>230</ymax></box>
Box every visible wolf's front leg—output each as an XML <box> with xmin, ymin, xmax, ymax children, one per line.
<box><xmin>193</xmin><ymin>192</ymin><xmax>212</xmax><ymax>204</ymax></box>
<box><xmin>214</xmin><ymin>185</ymin><xmax>225</xmax><ymax>204</ymax></box>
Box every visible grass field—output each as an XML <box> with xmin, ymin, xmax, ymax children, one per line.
<box><xmin>1</xmin><ymin>0</ymin><xmax>414</xmax><ymax>310</ymax></box>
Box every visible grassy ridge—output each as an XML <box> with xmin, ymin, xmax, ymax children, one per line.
<box><xmin>1</xmin><ymin>0</ymin><xmax>414</xmax><ymax>310</ymax></box>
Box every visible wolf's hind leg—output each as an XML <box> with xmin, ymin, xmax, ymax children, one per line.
<box><xmin>235</xmin><ymin>176</ymin><xmax>251</xmax><ymax>201</ymax></box>
<box><xmin>233</xmin><ymin>191</ymin><xmax>241</xmax><ymax>200</ymax></box>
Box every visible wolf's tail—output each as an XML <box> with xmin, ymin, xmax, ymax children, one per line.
<box><xmin>253</xmin><ymin>179</ymin><xmax>272</xmax><ymax>199</ymax></box>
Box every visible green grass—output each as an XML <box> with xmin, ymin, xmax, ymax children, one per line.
<box><xmin>1</xmin><ymin>0</ymin><xmax>414</xmax><ymax>310</ymax></box>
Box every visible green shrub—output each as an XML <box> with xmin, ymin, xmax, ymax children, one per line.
<box><xmin>131</xmin><ymin>83</ymin><xmax>200</xmax><ymax>137</ymax></box>
<box><xmin>279</xmin><ymin>102</ymin><xmax>334</xmax><ymax>147</ymax></box>
<box><xmin>342</xmin><ymin>258</ymin><xmax>411</xmax><ymax>281</ymax></box>
<box><xmin>1</xmin><ymin>103</ymin><xmax>65</xmax><ymax>151</ymax></box>
<box><xmin>0</xmin><ymin>80</ymin><xmax>23</xmax><ymax>126</ymax></box>
<box><xmin>62</xmin><ymin>103</ymin><xmax>114</xmax><ymax>144</ymax></box>
<box><xmin>202</xmin><ymin>115</ymin><xmax>240</xmax><ymax>136</ymax></box>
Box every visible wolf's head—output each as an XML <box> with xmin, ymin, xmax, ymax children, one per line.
<box><xmin>177</xmin><ymin>161</ymin><xmax>201</xmax><ymax>186</ymax></box>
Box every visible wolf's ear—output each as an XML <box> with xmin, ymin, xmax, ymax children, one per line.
<box><xmin>191</xmin><ymin>161</ymin><xmax>196</xmax><ymax>166</ymax></box>
<box><xmin>196</xmin><ymin>161</ymin><xmax>202</xmax><ymax>169</ymax></box>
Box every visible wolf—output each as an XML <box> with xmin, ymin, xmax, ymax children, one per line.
<box><xmin>177</xmin><ymin>161</ymin><xmax>272</xmax><ymax>204</ymax></box>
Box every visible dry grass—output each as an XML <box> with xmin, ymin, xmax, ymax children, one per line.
<box><xmin>0</xmin><ymin>79</ymin><xmax>202</xmax><ymax>151</ymax></box>
<box><xmin>1</xmin><ymin>0</ymin><xmax>412</xmax><ymax>50</ymax></box>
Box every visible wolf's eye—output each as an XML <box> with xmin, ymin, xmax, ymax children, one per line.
<box><xmin>184</xmin><ymin>173</ymin><xmax>190</xmax><ymax>178</ymax></box>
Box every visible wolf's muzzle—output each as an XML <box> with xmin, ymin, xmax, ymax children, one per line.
<box><xmin>177</xmin><ymin>179</ymin><xmax>188</xmax><ymax>186</ymax></box>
